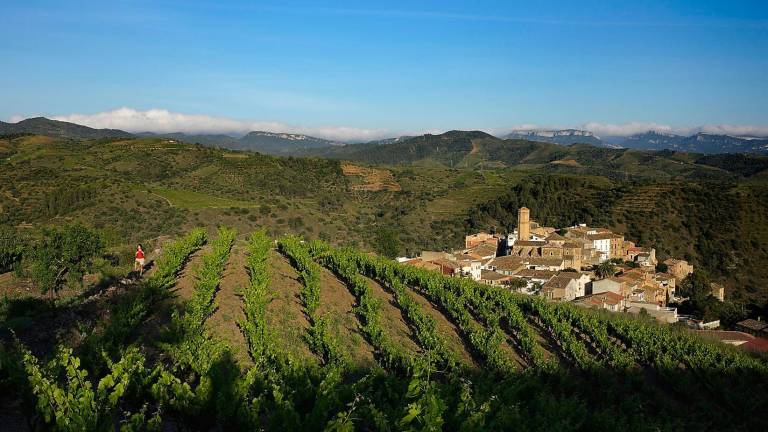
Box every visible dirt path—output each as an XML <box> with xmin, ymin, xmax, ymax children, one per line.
<box><xmin>359</xmin><ymin>275</ymin><xmax>420</xmax><ymax>355</ymax></box>
<box><xmin>403</xmin><ymin>286</ymin><xmax>478</xmax><ymax>368</ymax></box>
<box><xmin>469</xmin><ymin>139</ymin><xmax>481</xmax><ymax>155</ymax></box>
<box><xmin>135</xmin><ymin>246</ymin><xmax>210</xmax><ymax>347</ymax></box>
<box><xmin>206</xmin><ymin>245</ymin><xmax>250</xmax><ymax>365</ymax></box>
<box><xmin>316</xmin><ymin>267</ymin><xmax>375</xmax><ymax>368</ymax></box>
<box><xmin>266</xmin><ymin>250</ymin><xmax>314</xmax><ymax>361</ymax></box>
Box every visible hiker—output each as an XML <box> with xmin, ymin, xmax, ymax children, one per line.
<box><xmin>134</xmin><ymin>244</ymin><xmax>146</xmax><ymax>275</ymax></box>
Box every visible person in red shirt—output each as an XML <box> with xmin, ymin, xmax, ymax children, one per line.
<box><xmin>134</xmin><ymin>244</ymin><xmax>146</xmax><ymax>275</ymax></box>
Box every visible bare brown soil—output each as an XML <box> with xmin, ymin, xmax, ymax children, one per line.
<box><xmin>316</xmin><ymin>266</ymin><xmax>375</xmax><ymax>367</ymax></box>
<box><xmin>206</xmin><ymin>245</ymin><xmax>250</xmax><ymax>365</ymax></box>
<box><xmin>359</xmin><ymin>275</ymin><xmax>420</xmax><ymax>355</ymax></box>
<box><xmin>169</xmin><ymin>245</ymin><xmax>210</xmax><ymax>301</ymax></box>
<box><xmin>341</xmin><ymin>163</ymin><xmax>401</xmax><ymax>192</ymax></box>
<box><xmin>550</xmin><ymin>159</ymin><xmax>582</xmax><ymax>167</ymax></box>
<box><xmin>404</xmin><ymin>287</ymin><xmax>478</xmax><ymax>367</ymax></box>
<box><xmin>265</xmin><ymin>250</ymin><xmax>315</xmax><ymax>361</ymax></box>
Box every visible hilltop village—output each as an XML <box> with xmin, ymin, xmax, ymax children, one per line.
<box><xmin>402</xmin><ymin>207</ymin><xmax>724</xmax><ymax>324</ymax></box>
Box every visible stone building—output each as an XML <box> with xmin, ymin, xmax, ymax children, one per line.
<box><xmin>518</xmin><ymin>207</ymin><xmax>531</xmax><ymax>241</ymax></box>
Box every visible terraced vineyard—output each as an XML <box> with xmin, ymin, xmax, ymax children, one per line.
<box><xmin>2</xmin><ymin>228</ymin><xmax>767</xmax><ymax>431</ymax></box>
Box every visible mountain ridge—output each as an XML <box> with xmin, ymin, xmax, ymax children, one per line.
<box><xmin>3</xmin><ymin>117</ymin><xmax>768</xmax><ymax>155</ymax></box>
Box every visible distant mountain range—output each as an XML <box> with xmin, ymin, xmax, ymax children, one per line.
<box><xmin>2</xmin><ymin>117</ymin><xmax>768</xmax><ymax>155</ymax></box>
<box><xmin>0</xmin><ymin>117</ymin><xmax>339</xmax><ymax>155</ymax></box>
<box><xmin>140</xmin><ymin>130</ymin><xmax>340</xmax><ymax>154</ymax></box>
<box><xmin>503</xmin><ymin>129</ymin><xmax>603</xmax><ymax>146</ymax></box>
<box><xmin>504</xmin><ymin>128</ymin><xmax>768</xmax><ymax>154</ymax></box>
<box><xmin>610</xmin><ymin>131</ymin><xmax>768</xmax><ymax>154</ymax></box>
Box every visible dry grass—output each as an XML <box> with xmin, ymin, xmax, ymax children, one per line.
<box><xmin>341</xmin><ymin>163</ymin><xmax>402</xmax><ymax>191</ymax></box>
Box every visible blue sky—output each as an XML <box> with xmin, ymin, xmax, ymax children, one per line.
<box><xmin>2</xmin><ymin>0</ymin><xmax>767</xmax><ymax>140</ymax></box>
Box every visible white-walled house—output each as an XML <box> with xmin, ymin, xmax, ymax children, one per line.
<box><xmin>558</xmin><ymin>271</ymin><xmax>590</xmax><ymax>298</ymax></box>
<box><xmin>592</xmin><ymin>277</ymin><xmax>626</xmax><ymax>296</ymax></box>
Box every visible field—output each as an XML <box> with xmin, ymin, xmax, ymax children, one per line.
<box><xmin>1</xmin><ymin>227</ymin><xmax>766</xmax><ymax>431</ymax></box>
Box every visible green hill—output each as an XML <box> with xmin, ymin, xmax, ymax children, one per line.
<box><xmin>0</xmin><ymin>117</ymin><xmax>133</xmax><ymax>140</ymax></box>
<box><xmin>297</xmin><ymin>131</ymin><xmax>768</xmax><ymax>180</ymax></box>
<box><xmin>1</xmin><ymin>133</ymin><xmax>767</xmax><ymax>313</ymax></box>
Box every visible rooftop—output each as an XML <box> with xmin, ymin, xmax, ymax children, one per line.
<box><xmin>488</xmin><ymin>255</ymin><xmax>524</xmax><ymax>271</ymax></box>
<box><xmin>514</xmin><ymin>240</ymin><xmax>547</xmax><ymax>247</ymax></box>
<box><xmin>480</xmin><ymin>269</ymin><xmax>513</xmax><ymax>281</ymax></box>
<box><xmin>736</xmin><ymin>319</ymin><xmax>768</xmax><ymax>332</ymax></box>
<box><xmin>574</xmin><ymin>291</ymin><xmax>624</xmax><ymax>307</ymax></box>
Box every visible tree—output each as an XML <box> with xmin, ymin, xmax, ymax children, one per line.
<box><xmin>374</xmin><ymin>227</ymin><xmax>402</xmax><ymax>259</ymax></box>
<box><xmin>678</xmin><ymin>270</ymin><xmax>711</xmax><ymax>300</ymax></box>
<box><xmin>27</xmin><ymin>224</ymin><xmax>104</xmax><ymax>297</ymax></box>
<box><xmin>655</xmin><ymin>262</ymin><xmax>669</xmax><ymax>273</ymax></box>
<box><xmin>0</xmin><ymin>226</ymin><xmax>26</xmax><ymax>273</ymax></box>
<box><xmin>595</xmin><ymin>261</ymin><xmax>616</xmax><ymax>279</ymax></box>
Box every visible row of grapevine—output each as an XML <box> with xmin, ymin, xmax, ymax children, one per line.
<box><xmin>239</xmin><ymin>229</ymin><xmax>273</xmax><ymax>362</ymax></box>
<box><xmin>277</xmin><ymin>236</ymin><xmax>346</xmax><ymax>366</ymax></box>
<box><xmin>166</xmin><ymin>227</ymin><xmax>236</xmax><ymax>375</ymax></box>
<box><xmin>81</xmin><ymin>228</ymin><xmax>208</xmax><ymax>367</ymax></box>
<box><xmin>508</xmin><ymin>294</ymin><xmax>597</xmax><ymax>370</ymax></box>
<box><xmin>176</xmin><ymin>227</ymin><xmax>236</xmax><ymax>336</ymax></box>
<box><xmin>548</xmin><ymin>303</ymin><xmax>635</xmax><ymax>369</ymax></box>
<box><xmin>312</xmin><ymin>242</ymin><xmax>517</xmax><ymax>375</ymax></box>
<box><xmin>310</xmin><ymin>244</ymin><xmax>416</xmax><ymax>373</ymax></box>
<box><xmin>441</xmin><ymin>279</ymin><xmax>554</xmax><ymax>371</ymax></box>
<box><xmin>19</xmin><ymin>346</ymin><xmax>159</xmax><ymax>431</ymax></box>
<box><xmin>339</xmin><ymin>249</ymin><xmax>461</xmax><ymax>371</ymax></box>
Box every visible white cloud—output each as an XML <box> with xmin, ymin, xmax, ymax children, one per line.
<box><xmin>695</xmin><ymin>124</ymin><xmax>768</xmax><ymax>137</ymax></box>
<box><xmin>581</xmin><ymin>122</ymin><xmax>676</xmax><ymax>137</ymax></box>
<box><xmin>493</xmin><ymin>122</ymin><xmax>768</xmax><ymax>138</ymax></box>
<box><xmin>10</xmin><ymin>108</ymin><xmax>768</xmax><ymax>140</ymax></box>
<box><xmin>41</xmin><ymin>107</ymin><xmax>392</xmax><ymax>142</ymax></box>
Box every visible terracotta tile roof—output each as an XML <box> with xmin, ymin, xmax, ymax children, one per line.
<box><xmin>557</xmin><ymin>271</ymin><xmax>585</xmax><ymax>280</ymax></box>
<box><xmin>588</xmin><ymin>233</ymin><xmax>618</xmax><ymax>240</ymax></box>
<box><xmin>429</xmin><ymin>259</ymin><xmax>460</xmax><ymax>270</ymax></box>
<box><xmin>488</xmin><ymin>255</ymin><xmax>524</xmax><ymax>271</ymax></box>
<box><xmin>545</xmin><ymin>232</ymin><xmax>566</xmax><ymax>241</ymax></box>
<box><xmin>514</xmin><ymin>269</ymin><xmax>557</xmax><ymax>280</ymax></box>
<box><xmin>524</xmin><ymin>257</ymin><xmax>565</xmax><ymax>267</ymax></box>
<box><xmin>514</xmin><ymin>240</ymin><xmax>547</xmax><ymax>247</ymax></box>
<box><xmin>467</xmin><ymin>243</ymin><xmax>498</xmax><ymax>257</ymax></box>
<box><xmin>736</xmin><ymin>319</ymin><xmax>768</xmax><ymax>332</ymax></box>
<box><xmin>480</xmin><ymin>269</ymin><xmax>512</xmax><ymax>281</ymax></box>
<box><xmin>543</xmin><ymin>275</ymin><xmax>573</xmax><ymax>291</ymax></box>
<box><xmin>575</xmin><ymin>291</ymin><xmax>624</xmax><ymax>307</ymax></box>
